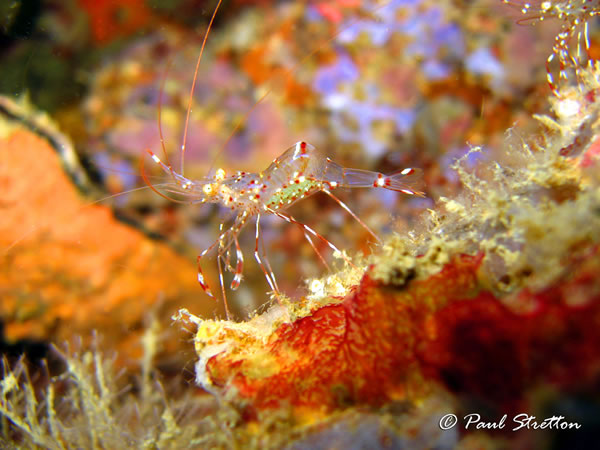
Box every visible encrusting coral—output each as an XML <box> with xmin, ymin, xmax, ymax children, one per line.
<box><xmin>3</xmin><ymin>1</ymin><xmax>600</xmax><ymax>448</ymax></box>
<box><xmin>174</xmin><ymin>58</ymin><xmax>600</xmax><ymax>445</ymax></box>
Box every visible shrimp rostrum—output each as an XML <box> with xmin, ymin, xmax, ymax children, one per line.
<box><xmin>145</xmin><ymin>141</ymin><xmax>424</xmax><ymax>319</ymax></box>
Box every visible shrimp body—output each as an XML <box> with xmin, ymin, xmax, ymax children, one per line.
<box><xmin>503</xmin><ymin>0</ymin><xmax>600</xmax><ymax>95</ymax></box>
<box><xmin>137</xmin><ymin>0</ymin><xmax>427</xmax><ymax>319</ymax></box>
<box><xmin>259</xmin><ymin>141</ymin><xmax>425</xmax><ymax>209</ymax></box>
<box><xmin>200</xmin><ymin>142</ymin><xmax>331</xmax><ymax>213</ymax></box>
<box><xmin>147</xmin><ymin>141</ymin><xmax>422</xmax><ymax>319</ymax></box>
<box><xmin>149</xmin><ymin>141</ymin><xmax>424</xmax><ymax>216</ymax></box>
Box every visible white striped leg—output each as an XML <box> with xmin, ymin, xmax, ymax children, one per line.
<box><xmin>303</xmin><ymin>230</ymin><xmax>330</xmax><ymax>271</ymax></box>
<box><xmin>254</xmin><ymin>214</ymin><xmax>282</xmax><ymax>304</ymax></box>
<box><xmin>266</xmin><ymin>207</ymin><xmax>356</xmax><ymax>269</ymax></box>
<box><xmin>197</xmin><ymin>244</ymin><xmax>219</xmax><ymax>298</ymax></box>
<box><xmin>223</xmin><ymin>246</ymin><xmax>235</xmax><ymax>274</ymax></box>
<box><xmin>322</xmin><ymin>189</ymin><xmax>381</xmax><ymax>244</ymax></box>
<box><xmin>259</xmin><ymin>229</ymin><xmax>280</xmax><ymax>292</ymax></box>
<box><xmin>216</xmin><ymin>249</ymin><xmax>232</xmax><ymax>320</ymax></box>
<box><xmin>220</xmin><ymin>233</ymin><xmax>236</xmax><ymax>274</ymax></box>
<box><xmin>198</xmin><ymin>213</ymin><xmax>248</xmax><ymax>319</ymax></box>
<box><xmin>229</xmin><ymin>235</ymin><xmax>244</xmax><ymax>290</ymax></box>
<box><xmin>197</xmin><ymin>226</ymin><xmax>232</xmax><ymax>317</ymax></box>
<box><xmin>546</xmin><ymin>54</ymin><xmax>561</xmax><ymax>98</ymax></box>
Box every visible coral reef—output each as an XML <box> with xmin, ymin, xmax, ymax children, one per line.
<box><xmin>179</xmin><ymin>254</ymin><xmax>481</xmax><ymax>414</ymax></box>
<box><xmin>175</xmin><ymin>53</ymin><xmax>600</xmax><ymax>450</ymax></box>
<box><xmin>76</xmin><ymin>0</ymin><xmax>564</xmax><ymax>308</ymax></box>
<box><xmin>2</xmin><ymin>0</ymin><xmax>600</xmax><ymax>448</ymax></box>
<box><xmin>0</xmin><ymin>98</ymin><xmax>221</xmax><ymax>367</ymax></box>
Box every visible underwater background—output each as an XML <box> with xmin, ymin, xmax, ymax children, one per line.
<box><xmin>1</xmin><ymin>0</ymin><xmax>600</xmax><ymax>448</ymax></box>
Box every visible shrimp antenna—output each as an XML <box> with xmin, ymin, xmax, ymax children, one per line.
<box><xmin>181</xmin><ymin>0</ymin><xmax>224</xmax><ymax>176</ymax></box>
<box><xmin>205</xmin><ymin>0</ymin><xmax>392</xmax><ymax>176</ymax></box>
<box><xmin>158</xmin><ymin>57</ymin><xmax>174</xmax><ymax>167</ymax></box>
<box><xmin>140</xmin><ymin>150</ymin><xmax>192</xmax><ymax>204</ymax></box>
<box><xmin>145</xmin><ymin>55</ymin><xmax>192</xmax><ymax>204</ymax></box>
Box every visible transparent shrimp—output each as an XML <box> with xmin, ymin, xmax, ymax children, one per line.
<box><xmin>145</xmin><ymin>141</ymin><xmax>424</xmax><ymax>319</ymax></box>
<box><xmin>139</xmin><ymin>0</ymin><xmax>425</xmax><ymax>320</ymax></box>
<box><xmin>502</xmin><ymin>0</ymin><xmax>600</xmax><ymax>95</ymax></box>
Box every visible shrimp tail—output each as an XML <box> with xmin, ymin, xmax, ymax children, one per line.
<box><xmin>338</xmin><ymin>167</ymin><xmax>425</xmax><ymax>197</ymax></box>
<box><xmin>382</xmin><ymin>167</ymin><xmax>426</xmax><ymax>197</ymax></box>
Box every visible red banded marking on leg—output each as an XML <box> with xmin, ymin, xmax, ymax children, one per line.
<box><xmin>197</xmin><ymin>252</ymin><xmax>214</xmax><ymax>298</ymax></box>
<box><xmin>230</xmin><ymin>235</ymin><xmax>244</xmax><ymax>290</ymax></box>
<box><xmin>147</xmin><ymin>149</ymin><xmax>174</xmax><ymax>176</ymax></box>
<box><xmin>196</xmin><ymin>226</ymin><xmax>234</xmax><ymax>319</ymax></box>
<box><xmin>546</xmin><ymin>53</ymin><xmax>561</xmax><ymax>97</ymax></box>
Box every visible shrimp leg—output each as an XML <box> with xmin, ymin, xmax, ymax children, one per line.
<box><xmin>254</xmin><ymin>214</ymin><xmax>282</xmax><ymax>305</ymax></box>
<box><xmin>216</xmin><ymin>250</ymin><xmax>230</xmax><ymax>319</ymax></box>
<box><xmin>302</xmin><ymin>230</ymin><xmax>330</xmax><ymax>271</ymax></box>
<box><xmin>260</xmin><ymin>231</ymin><xmax>280</xmax><ymax>292</ymax></box>
<box><xmin>322</xmin><ymin>189</ymin><xmax>381</xmax><ymax>243</ymax></box>
<box><xmin>197</xmin><ymin>232</ymin><xmax>232</xmax><ymax>319</ymax></box>
<box><xmin>197</xmin><ymin>214</ymin><xmax>245</xmax><ymax>319</ymax></box>
<box><xmin>266</xmin><ymin>207</ymin><xmax>356</xmax><ymax>269</ymax></box>
<box><xmin>197</xmin><ymin>245</ymin><xmax>217</xmax><ymax>299</ymax></box>
<box><xmin>229</xmin><ymin>235</ymin><xmax>244</xmax><ymax>290</ymax></box>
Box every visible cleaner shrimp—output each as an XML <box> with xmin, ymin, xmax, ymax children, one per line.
<box><xmin>502</xmin><ymin>0</ymin><xmax>600</xmax><ymax>95</ymax></box>
<box><xmin>145</xmin><ymin>141</ymin><xmax>424</xmax><ymax>318</ymax></box>
<box><xmin>140</xmin><ymin>0</ymin><xmax>425</xmax><ymax>319</ymax></box>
